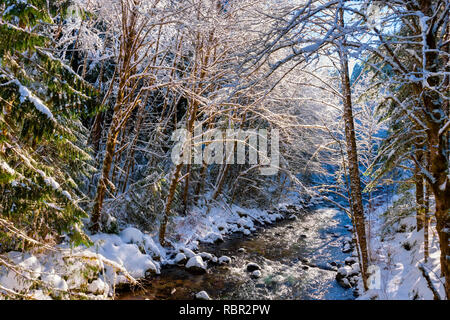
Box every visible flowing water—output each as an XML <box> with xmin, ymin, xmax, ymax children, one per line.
<box><xmin>118</xmin><ymin>207</ymin><xmax>355</xmax><ymax>300</ymax></box>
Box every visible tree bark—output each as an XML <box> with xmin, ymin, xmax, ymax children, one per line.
<box><xmin>418</xmin><ymin>0</ymin><xmax>450</xmax><ymax>298</ymax></box>
<box><xmin>414</xmin><ymin>145</ymin><xmax>425</xmax><ymax>231</ymax></box>
<box><xmin>338</xmin><ymin>8</ymin><xmax>369</xmax><ymax>291</ymax></box>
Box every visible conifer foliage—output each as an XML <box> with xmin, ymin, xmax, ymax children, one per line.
<box><xmin>0</xmin><ymin>0</ymin><xmax>94</xmax><ymax>249</ymax></box>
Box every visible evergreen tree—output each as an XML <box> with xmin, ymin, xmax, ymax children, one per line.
<box><xmin>0</xmin><ymin>0</ymin><xmax>95</xmax><ymax>250</ymax></box>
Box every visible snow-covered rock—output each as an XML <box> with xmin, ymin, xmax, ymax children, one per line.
<box><xmin>246</xmin><ymin>262</ymin><xmax>261</xmax><ymax>272</ymax></box>
<box><xmin>336</xmin><ymin>266</ymin><xmax>352</xmax><ymax>280</ymax></box>
<box><xmin>342</xmin><ymin>243</ymin><xmax>353</xmax><ymax>253</ymax></box>
<box><xmin>185</xmin><ymin>256</ymin><xmax>207</xmax><ymax>274</ymax></box>
<box><xmin>345</xmin><ymin>256</ymin><xmax>357</xmax><ymax>266</ymax></box>
<box><xmin>199</xmin><ymin>252</ymin><xmax>214</xmax><ymax>261</ymax></box>
<box><xmin>218</xmin><ymin>256</ymin><xmax>231</xmax><ymax>265</ymax></box>
<box><xmin>202</xmin><ymin>232</ymin><xmax>224</xmax><ymax>243</ymax></box>
<box><xmin>338</xmin><ymin>278</ymin><xmax>352</xmax><ymax>289</ymax></box>
<box><xmin>195</xmin><ymin>291</ymin><xmax>211</xmax><ymax>300</ymax></box>
<box><xmin>179</xmin><ymin>247</ymin><xmax>196</xmax><ymax>258</ymax></box>
<box><xmin>174</xmin><ymin>253</ymin><xmax>187</xmax><ymax>264</ymax></box>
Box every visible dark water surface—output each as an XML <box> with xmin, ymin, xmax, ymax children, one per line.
<box><xmin>118</xmin><ymin>207</ymin><xmax>354</xmax><ymax>300</ymax></box>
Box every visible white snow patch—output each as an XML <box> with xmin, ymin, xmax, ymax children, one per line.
<box><xmin>358</xmin><ymin>200</ymin><xmax>444</xmax><ymax>300</ymax></box>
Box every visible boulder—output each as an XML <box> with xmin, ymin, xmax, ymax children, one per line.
<box><xmin>349</xmin><ymin>276</ymin><xmax>358</xmax><ymax>287</ymax></box>
<box><xmin>199</xmin><ymin>252</ymin><xmax>214</xmax><ymax>261</ymax></box>
<box><xmin>246</xmin><ymin>262</ymin><xmax>261</xmax><ymax>272</ymax></box>
<box><xmin>218</xmin><ymin>256</ymin><xmax>231</xmax><ymax>265</ymax></box>
<box><xmin>179</xmin><ymin>247</ymin><xmax>196</xmax><ymax>258</ymax></box>
<box><xmin>345</xmin><ymin>256</ymin><xmax>357</xmax><ymax>266</ymax></box>
<box><xmin>336</xmin><ymin>266</ymin><xmax>352</xmax><ymax>281</ymax></box>
<box><xmin>349</xmin><ymin>263</ymin><xmax>360</xmax><ymax>276</ymax></box>
<box><xmin>185</xmin><ymin>256</ymin><xmax>207</xmax><ymax>274</ymax></box>
<box><xmin>42</xmin><ymin>273</ymin><xmax>68</xmax><ymax>292</ymax></box>
<box><xmin>174</xmin><ymin>253</ymin><xmax>187</xmax><ymax>264</ymax></box>
<box><xmin>301</xmin><ymin>258</ymin><xmax>309</xmax><ymax>264</ymax></box>
<box><xmin>251</xmin><ymin>270</ymin><xmax>262</xmax><ymax>279</ymax></box>
<box><xmin>342</xmin><ymin>243</ymin><xmax>352</xmax><ymax>253</ymax></box>
<box><xmin>195</xmin><ymin>291</ymin><xmax>211</xmax><ymax>300</ymax></box>
<box><xmin>337</xmin><ymin>277</ymin><xmax>352</xmax><ymax>289</ymax></box>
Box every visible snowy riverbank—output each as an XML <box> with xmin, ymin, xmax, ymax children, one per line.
<box><xmin>0</xmin><ymin>198</ymin><xmax>317</xmax><ymax>299</ymax></box>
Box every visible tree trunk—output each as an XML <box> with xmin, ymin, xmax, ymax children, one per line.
<box><xmin>91</xmin><ymin>121</ymin><xmax>120</xmax><ymax>232</ymax></box>
<box><xmin>159</xmin><ymin>163</ymin><xmax>183</xmax><ymax>245</ymax></box>
<box><xmin>427</xmin><ymin>126</ymin><xmax>450</xmax><ymax>298</ymax></box>
<box><xmin>418</xmin><ymin>0</ymin><xmax>450</xmax><ymax>298</ymax></box>
<box><xmin>338</xmin><ymin>8</ymin><xmax>369</xmax><ymax>291</ymax></box>
<box><xmin>424</xmin><ymin>173</ymin><xmax>430</xmax><ymax>263</ymax></box>
<box><xmin>414</xmin><ymin>145</ymin><xmax>425</xmax><ymax>231</ymax></box>
<box><xmin>90</xmin><ymin>0</ymin><xmax>140</xmax><ymax>232</ymax></box>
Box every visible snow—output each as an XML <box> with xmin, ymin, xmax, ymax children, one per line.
<box><xmin>41</xmin><ymin>273</ymin><xmax>68</xmax><ymax>292</ymax></box>
<box><xmin>357</xmin><ymin>202</ymin><xmax>445</xmax><ymax>300</ymax></box>
<box><xmin>44</xmin><ymin>177</ymin><xmax>60</xmax><ymax>190</ymax></box>
<box><xmin>120</xmin><ymin>227</ymin><xmax>144</xmax><ymax>244</ymax></box>
<box><xmin>174</xmin><ymin>253</ymin><xmax>187</xmax><ymax>264</ymax></box>
<box><xmin>13</xmin><ymin>79</ymin><xmax>54</xmax><ymax>120</ymax></box>
<box><xmin>87</xmin><ymin>279</ymin><xmax>108</xmax><ymax>295</ymax></box>
<box><xmin>29</xmin><ymin>290</ymin><xmax>52</xmax><ymax>300</ymax></box>
<box><xmin>199</xmin><ymin>252</ymin><xmax>213</xmax><ymax>261</ymax></box>
<box><xmin>337</xmin><ymin>266</ymin><xmax>351</xmax><ymax>278</ymax></box>
<box><xmin>167</xmin><ymin>203</ymin><xmax>282</xmax><ymax>249</ymax></box>
<box><xmin>0</xmin><ymin>161</ymin><xmax>15</xmax><ymax>176</ymax></box>
<box><xmin>89</xmin><ymin>232</ymin><xmax>160</xmax><ymax>279</ymax></box>
<box><xmin>0</xmin><ymin>201</ymin><xmax>292</xmax><ymax>299</ymax></box>
<box><xmin>218</xmin><ymin>256</ymin><xmax>231</xmax><ymax>264</ymax></box>
<box><xmin>179</xmin><ymin>247</ymin><xmax>196</xmax><ymax>258</ymax></box>
<box><xmin>185</xmin><ymin>256</ymin><xmax>207</xmax><ymax>271</ymax></box>
<box><xmin>118</xmin><ymin>227</ymin><xmax>161</xmax><ymax>259</ymax></box>
<box><xmin>0</xmin><ymin>252</ymin><xmax>42</xmax><ymax>292</ymax></box>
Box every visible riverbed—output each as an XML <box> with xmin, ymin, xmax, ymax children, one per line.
<box><xmin>118</xmin><ymin>207</ymin><xmax>355</xmax><ymax>300</ymax></box>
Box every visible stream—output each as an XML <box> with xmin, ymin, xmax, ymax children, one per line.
<box><xmin>118</xmin><ymin>206</ymin><xmax>355</xmax><ymax>300</ymax></box>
